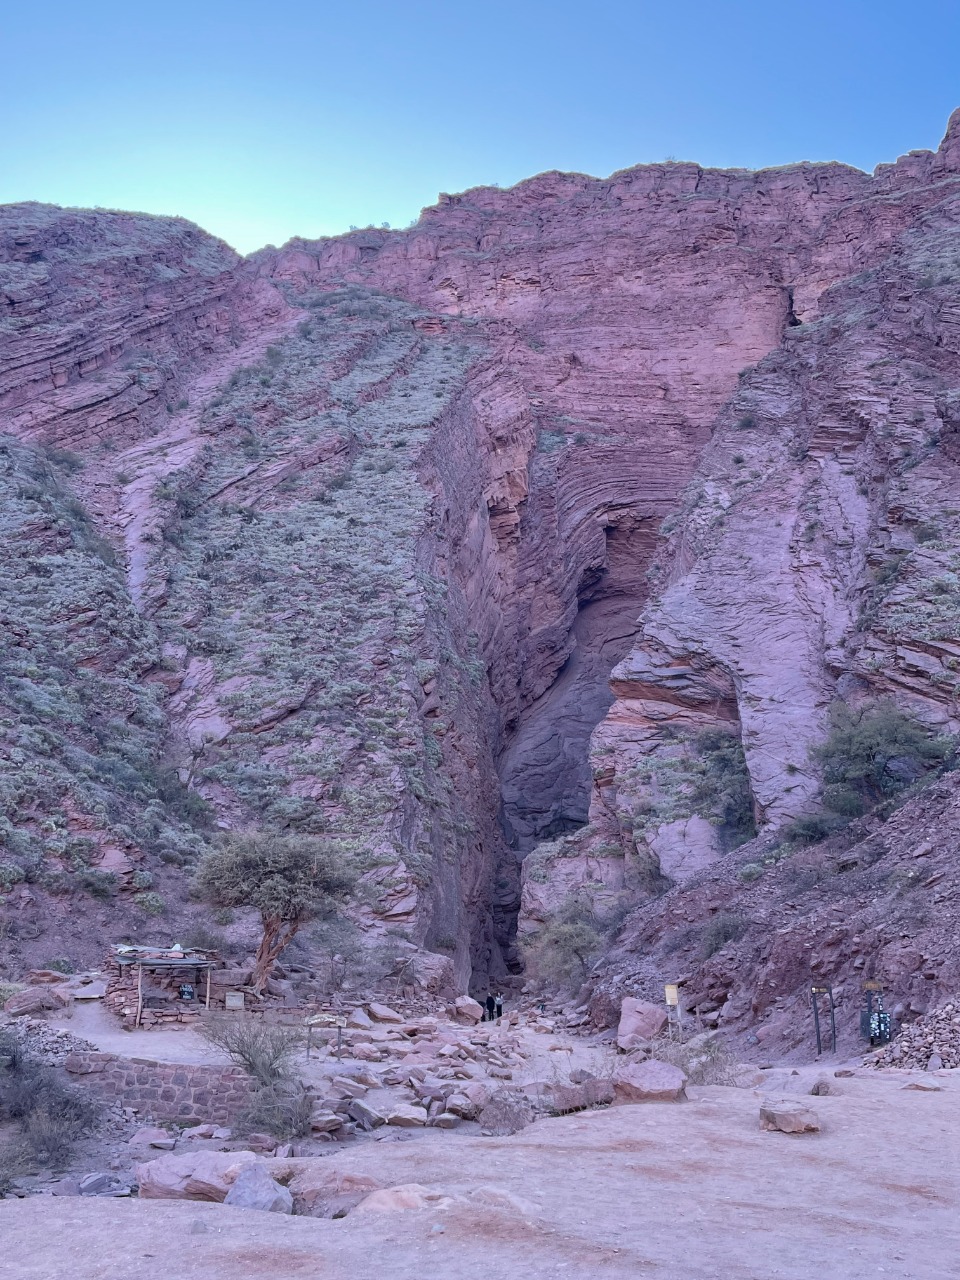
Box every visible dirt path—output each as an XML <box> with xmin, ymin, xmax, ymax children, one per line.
<box><xmin>3</xmin><ymin>1069</ymin><xmax>958</xmax><ymax>1279</ymax></box>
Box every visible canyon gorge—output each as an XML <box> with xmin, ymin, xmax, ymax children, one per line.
<box><xmin>2</xmin><ymin>109</ymin><xmax>960</xmax><ymax>1044</ymax></box>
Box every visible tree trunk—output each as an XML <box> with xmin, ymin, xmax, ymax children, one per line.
<box><xmin>251</xmin><ymin>916</ymin><xmax>300</xmax><ymax>995</ymax></box>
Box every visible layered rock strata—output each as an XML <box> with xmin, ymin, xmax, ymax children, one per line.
<box><xmin>1</xmin><ymin>113</ymin><xmax>960</xmax><ymax>1001</ymax></box>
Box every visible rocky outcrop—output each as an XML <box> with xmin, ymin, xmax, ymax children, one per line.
<box><xmin>589</xmin><ymin>770</ymin><xmax>960</xmax><ymax>1055</ymax></box>
<box><xmin>3</xmin><ymin>114</ymin><xmax>960</xmax><ymax>1002</ymax></box>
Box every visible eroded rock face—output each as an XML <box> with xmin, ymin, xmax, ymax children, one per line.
<box><xmin>3</xmin><ymin>112</ymin><xmax>960</xmax><ymax>996</ymax></box>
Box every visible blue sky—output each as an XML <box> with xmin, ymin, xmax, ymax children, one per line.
<box><xmin>3</xmin><ymin>1</ymin><xmax>959</xmax><ymax>254</ymax></box>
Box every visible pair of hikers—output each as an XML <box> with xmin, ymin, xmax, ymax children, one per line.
<box><xmin>484</xmin><ymin>991</ymin><xmax>504</xmax><ymax>1021</ymax></box>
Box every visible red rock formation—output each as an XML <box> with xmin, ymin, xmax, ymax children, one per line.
<box><xmin>2</xmin><ymin>112</ymin><xmax>960</xmax><ymax>1006</ymax></box>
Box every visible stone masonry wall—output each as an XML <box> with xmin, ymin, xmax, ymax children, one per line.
<box><xmin>63</xmin><ymin>1051</ymin><xmax>251</xmax><ymax>1123</ymax></box>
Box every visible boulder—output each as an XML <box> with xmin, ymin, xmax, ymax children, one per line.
<box><xmin>182</xmin><ymin>1124</ymin><xmax>216</xmax><ymax>1140</ymax></box>
<box><xmin>136</xmin><ymin>1151</ymin><xmax>260</xmax><ymax>1202</ymax></box>
<box><xmin>368</xmin><ymin>1002</ymin><xmax>403</xmax><ymax>1023</ymax></box>
<box><xmin>617</xmin><ymin>997</ymin><xmax>667</xmax><ymax>1049</ymax></box>
<box><xmin>352</xmin><ymin>1184</ymin><xmax>454</xmax><ymax>1214</ymax></box>
<box><xmin>286</xmin><ymin>1168</ymin><xmax>381</xmax><ymax>1218</ymax></box>
<box><xmin>331</xmin><ymin>1075</ymin><xmax>367</xmax><ymax>1098</ymax></box>
<box><xmin>454</xmin><ymin>996</ymin><xmax>484</xmax><ymax>1024</ymax></box>
<box><xmin>535</xmin><ymin>1076</ymin><xmax>615</xmax><ymax>1114</ymax></box>
<box><xmin>310</xmin><ymin>1110</ymin><xmax>344</xmax><ymax>1133</ymax></box>
<box><xmin>759</xmin><ymin>1101</ymin><xmax>820</xmax><ymax>1134</ymax></box>
<box><xmin>79</xmin><ymin>1172</ymin><xmax>114</xmax><ymax>1196</ymax></box>
<box><xmin>25</xmin><ymin>970</ymin><xmax>70</xmax><ymax>984</ymax></box>
<box><xmin>129</xmin><ymin>1127</ymin><xmax>174</xmax><ymax>1148</ymax></box>
<box><xmin>613</xmin><ymin>1059</ymin><xmax>687</xmax><ymax>1104</ymax></box>
<box><xmin>223</xmin><ymin>1163</ymin><xmax>293</xmax><ymax>1214</ymax></box>
<box><xmin>432</xmin><ymin>1112</ymin><xmax>460</xmax><ymax>1129</ymax></box>
<box><xmin>347</xmin><ymin>1099</ymin><xmax>387</xmax><ymax>1129</ymax></box>
<box><xmin>4</xmin><ymin>986</ymin><xmax>69</xmax><ymax>1017</ymax></box>
<box><xmin>386</xmin><ymin>1104</ymin><xmax>428</xmax><ymax>1127</ymax></box>
<box><xmin>347</xmin><ymin>1007</ymin><xmax>373</xmax><ymax>1030</ymax></box>
<box><xmin>444</xmin><ymin>1091</ymin><xmax>479</xmax><ymax>1120</ymax></box>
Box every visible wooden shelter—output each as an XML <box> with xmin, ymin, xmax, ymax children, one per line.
<box><xmin>105</xmin><ymin>944</ymin><xmax>217</xmax><ymax>1029</ymax></box>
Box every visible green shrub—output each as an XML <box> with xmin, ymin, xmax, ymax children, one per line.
<box><xmin>133</xmin><ymin>891</ymin><xmax>165</xmax><ymax>915</ymax></box>
<box><xmin>737</xmin><ymin>862</ymin><xmax>764</xmax><ymax>883</ymax></box>
<box><xmin>238</xmin><ymin>1079</ymin><xmax>313</xmax><ymax>1139</ymax></box>
<box><xmin>197</xmin><ymin>1015</ymin><xmax>304</xmax><ymax>1087</ymax></box>
<box><xmin>0</xmin><ymin>1054</ymin><xmax>98</xmax><ymax>1169</ymax></box>
<box><xmin>700</xmin><ymin>912</ymin><xmax>747</xmax><ymax>959</ymax></box>
<box><xmin>77</xmin><ymin>870</ymin><xmax>118</xmax><ymax>899</ymax></box>
<box><xmin>523</xmin><ymin>896</ymin><xmax>603</xmax><ymax>991</ymax></box>
<box><xmin>781</xmin><ymin>813</ymin><xmax>844</xmax><ymax>846</ymax></box>
<box><xmin>689</xmin><ymin>729</ymin><xmax>757</xmax><ymax>850</ymax></box>
<box><xmin>0</xmin><ymin>862</ymin><xmax>25</xmax><ymax>892</ymax></box>
<box><xmin>816</xmin><ymin>701</ymin><xmax>951</xmax><ymax>817</ymax></box>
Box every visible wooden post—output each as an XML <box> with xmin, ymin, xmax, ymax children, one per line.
<box><xmin>135</xmin><ymin>964</ymin><xmax>144</xmax><ymax>1028</ymax></box>
<box><xmin>205</xmin><ymin>966</ymin><xmax>211</xmax><ymax>1010</ymax></box>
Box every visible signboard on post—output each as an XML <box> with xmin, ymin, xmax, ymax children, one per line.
<box><xmin>664</xmin><ymin>984</ymin><xmax>680</xmax><ymax>1007</ymax></box>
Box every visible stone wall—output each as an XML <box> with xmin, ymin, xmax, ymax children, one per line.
<box><xmin>63</xmin><ymin>1052</ymin><xmax>251</xmax><ymax>1123</ymax></box>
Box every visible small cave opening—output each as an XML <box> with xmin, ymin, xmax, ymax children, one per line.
<box><xmin>785</xmin><ymin>286</ymin><xmax>802</xmax><ymax>328</ymax></box>
<box><xmin>497</xmin><ymin>515</ymin><xmax>659</xmax><ymax>855</ymax></box>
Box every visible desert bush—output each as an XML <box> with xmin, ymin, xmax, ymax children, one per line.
<box><xmin>816</xmin><ymin>701</ymin><xmax>951</xmax><ymax>817</ymax></box>
<box><xmin>781</xmin><ymin>813</ymin><xmax>844</xmax><ymax>845</ymax></box>
<box><xmin>523</xmin><ymin>896</ymin><xmax>603</xmax><ymax>991</ymax></box>
<box><xmin>653</xmin><ymin>1035</ymin><xmax>738</xmax><ymax>1085</ymax></box>
<box><xmin>700</xmin><ymin>912</ymin><xmax>747</xmax><ymax>959</ymax></box>
<box><xmin>737</xmin><ymin>862</ymin><xmax>764</xmax><ymax>883</ymax></box>
<box><xmin>0</xmin><ymin>1052</ymin><xmax>98</xmax><ymax>1169</ymax></box>
<box><xmin>133</xmin><ymin>891</ymin><xmax>165</xmax><ymax>915</ymax></box>
<box><xmin>238</xmin><ymin>1078</ymin><xmax>313</xmax><ymax>1139</ymax></box>
<box><xmin>197</xmin><ymin>1014</ymin><xmax>304</xmax><ymax>1087</ymax></box>
<box><xmin>76</xmin><ymin>870</ymin><xmax>118</xmax><ymax>899</ymax></box>
<box><xmin>0</xmin><ymin>863</ymin><xmax>25</xmax><ymax>892</ymax></box>
<box><xmin>689</xmin><ymin>729</ymin><xmax>757</xmax><ymax>849</ymax></box>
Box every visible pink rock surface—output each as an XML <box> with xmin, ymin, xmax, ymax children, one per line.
<box><xmin>613</xmin><ymin>1059</ymin><xmax>688</xmax><ymax>1104</ymax></box>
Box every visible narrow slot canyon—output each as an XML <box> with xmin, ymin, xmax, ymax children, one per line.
<box><xmin>496</xmin><ymin>515</ymin><xmax>660</xmax><ymax>856</ymax></box>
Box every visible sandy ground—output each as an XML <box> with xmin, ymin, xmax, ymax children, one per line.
<box><xmin>3</xmin><ymin>1068</ymin><xmax>958</xmax><ymax>1280</ymax></box>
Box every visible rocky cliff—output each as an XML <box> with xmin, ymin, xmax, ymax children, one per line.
<box><xmin>2</xmin><ymin>114</ymin><xmax>960</xmax><ymax>1019</ymax></box>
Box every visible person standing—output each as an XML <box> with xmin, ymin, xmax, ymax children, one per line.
<box><xmin>495</xmin><ymin>992</ymin><xmax>504</xmax><ymax>1020</ymax></box>
<box><xmin>485</xmin><ymin>992</ymin><xmax>496</xmax><ymax>1022</ymax></box>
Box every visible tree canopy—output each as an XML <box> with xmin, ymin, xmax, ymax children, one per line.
<box><xmin>194</xmin><ymin>831</ymin><xmax>355</xmax><ymax>992</ymax></box>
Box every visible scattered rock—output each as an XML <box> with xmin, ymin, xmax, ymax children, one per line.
<box><xmin>810</xmin><ymin>1077</ymin><xmax>833</xmax><ymax>1096</ymax></box>
<box><xmin>760</xmin><ymin>1102</ymin><xmax>820</xmax><ymax>1134</ymax></box>
<box><xmin>129</xmin><ymin>1127</ymin><xmax>173</xmax><ymax>1148</ymax></box>
<box><xmin>78</xmin><ymin>1173</ymin><xmax>114</xmax><ymax>1196</ymax></box>
<box><xmin>386</xmin><ymin>1104</ymin><xmax>428</xmax><ymax>1127</ymax></box>
<box><xmin>347</xmin><ymin>1007</ymin><xmax>373</xmax><ymax>1030</ymax></box>
<box><xmin>348</xmin><ymin>1099</ymin><xmax>387</xmax><ymax>1130</ymax></box>
<box><xmin>310</xmin><ymin>1110</ymin><xmax>345</xmax><ymax>1133</ymax></box>
<box><xmin>870</xmin><ymin>999</ymin><xmax>960</xmax><ymax>1071</ymax></box>
<box><xmin>613</xmin><ymin>1059</ymin><xmax>687</xmax><ymax>1104</ymax></box>
<box><xmin>223</xmin><ymin>1163</ymin><xmax>293</xmax><ymax>1214</ymax></box>
<box><xmin>617</xmin><ymin>997</ymin><xmax>668</xmax><ymax>1050</ymax></box>
<box><xmin>454</xmin><ymin>996</ymin><xmax>484</xmax><ymax>1024</ymax></box>
<box><xmin>368</xmin><ymin>1003</ymin><xmax>403</xmax><ymax>1024</ymax></box>
<box><xmin>136</xmin><ymin>1151</ymin><xmax>260</xmax><ymax>1202</ymax></box>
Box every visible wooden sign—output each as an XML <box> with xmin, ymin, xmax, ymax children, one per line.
<box><xmin>664</xmin><ymin>984</ymin><xmax>680</xmax><ymax>1007</ymax></box>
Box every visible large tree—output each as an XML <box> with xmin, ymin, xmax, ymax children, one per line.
<box><xmin>195</xmin><ymin>831</ymin><xmax>355</xmax><ymax>994</ymax></box>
